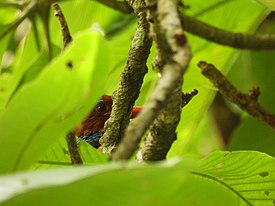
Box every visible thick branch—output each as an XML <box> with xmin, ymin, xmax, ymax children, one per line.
<box><xmin>136</xmin><ymin>0</ymin><xmax>191</xmax><ymax>161</ymax></box>
<box><xmin>112</xmin><ymin>0</ymin><xmax>191</xmax><ymax>161</ymax></box>
<box><xmin>100</xmin><ymin>0</ymin><xmax>152</xmax><ymax>156</ymax></box>
<box><xmin>181</xmin><ymin>13</ymin><xmax>275</xmax><ymax>50</ymax></box>
<box><xmin>198</xmin><ymin>61</ymin><xmax>275</xmax><ymax>129</ymax></box>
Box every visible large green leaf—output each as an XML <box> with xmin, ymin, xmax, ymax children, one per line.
<box><xmin>0</xmin><ymin>157</ymin><xmax>238</xmax><ymax>206</ymax></box>
<box><xmin>0</xmin><ymin>31</ymin><xmax>110</xmax><ymax>173</ymax></box>
<box><xmin>0</xmin><ymin>151</ymin><xmax>274</xmax><ymax>206</ymax></box>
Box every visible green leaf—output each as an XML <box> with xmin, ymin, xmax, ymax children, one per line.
<box><xmin>1</xmin><ymin>30</ymin><xmax>49</xmax><ymax>107</ymax></box>
<box><xmin>0</xmin><ymin>30</ymin><xmax>110</xmax><ymax>173</ymax></box>
<box><xmin>194</xmin><ymin>151</ymin><xmax>275</xmax><ymax>206</ymax></box>
<box><xmin>229</xmin><ymin>117</ymin><xmax>275</xmax><ymax>157</ymax></box>
<box><xmin>254</xmin><ymin>0</ymin><xmax>275</xmax><ymax>10</ymax></box>
<box><xmin>0</xmin><ymin>73</ymin><xmax>12</xmax><ymax>110</ymax></box>
<box><xmin>0</xmin><ymin>7</ymin><xmax>17</xmax><ymax>25</ymax></box>
<box><xmin>78</xmin><ymin>141</ymin><xmax>108</xmax><ymax>164</ymax></box>
<box><xmin>0</xmin><ymin>158</ymin><xmax>239</xmax><ymax>206</ymax></box>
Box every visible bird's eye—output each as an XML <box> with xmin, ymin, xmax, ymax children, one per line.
<box><xmin>97</xmin><ymin>106</ymin><xmax>106</xmax><ymax>113</ymax></box>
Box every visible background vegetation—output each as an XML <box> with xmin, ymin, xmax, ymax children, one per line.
<box><xmin>0</xmin><ymin>0</ymin><xmax>275</xmax><ymax>205</ymax></box>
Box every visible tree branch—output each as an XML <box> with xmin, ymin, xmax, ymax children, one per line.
<box><xmin>112</xmin><ymin>0</ymin><xmax>191</xmax><ymax>161</ymax></box>
<box><xmin>52</xmin><ymin>3</ymin><xmax>72</xmax><ymax>50</ymax></box>
<box><xmin>66</xmin><ymin>131</ymin><xmax>83</xmax><ymax>165</ymax></box>
<box><xmin>198</xmin><ymin>61</ymin><xmax>275</xmax><ymax>129</ymax></box>
<box><xmin>181</xmin><ymin>13</ymin><xmax>275</xmax><ymax>50</ymax></box>
<box><xmin>100</xmin><ymin>0</ymin><xmax>152</xmax><ymax>156</ymax></box>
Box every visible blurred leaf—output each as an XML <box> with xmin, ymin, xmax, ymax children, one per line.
<box><xmin>0</xmin><ymin>31</ymin><xmax>110</xmax><ymax>173</ymax></box>
<box><xmin>0</xmin><ymin>157</ymin><xmax>239</xmax><ymax>206</ymax></box>
<box><xmin>1</xmin><ymin>28</ymin><xmax>45</xmax><ymax>107</ymax></box>
<box><xmin>0</xmin><ymin>73</ymin><xmax>12</xmax><ymax>110</ymax></box>
<box><xmin>0</xmin><ymin>8</ymin><xmax>17</xmax><ymax>25</ymax></box>
<box><xmin>16</xmin><ymin>51</ymin><xmax>49</xmax><ymax>86</ymax></box>
<box><xmin>1</xmin><ymin>151</ymin><xmax>274</xmax><ymax>206</ymax></box>
<box><xmin>254</xmin><ymin>0</ymin><xmax>275</xmax><ymax>10</ymax></box>
<box><xmin>229</xmin><ymin>117</ymin><xmax>275</xmax><ymax>156</ymax></box>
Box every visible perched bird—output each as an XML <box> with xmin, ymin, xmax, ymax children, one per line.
<box><xmin>75</xmin><ymin>95</ymin><xmax>142</xmax><ymax>148</ymax></box>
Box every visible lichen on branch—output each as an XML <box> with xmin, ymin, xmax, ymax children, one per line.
<box><xmin>112</xmin><ymin>0</ymin><xmax>191</xmax><ymax>161</ymax></box>
<box><xmin>100</xmin><ymin>0</ymin><xmax>152</xmax><ymax>156</ymax></box>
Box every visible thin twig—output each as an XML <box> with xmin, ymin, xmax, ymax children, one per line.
<box><xmin>100</xmin><ymin>0</ymin><xmax>152</xmax><ymax>156</ymax></box>
<box><xmin>112</xmin><ymin>0</ymin><xmax>191</xmax><ymax>161</ymax></box>
<box><xmin>198</xmin><ymin>61</ymin><xmax>275</xmax><ymax>129</ymax></box>
<box><xmin>182</xmin><ymin>89</ymin><xmax>198</xmax><ymax>107</ymax></box>
<box><xmin>66</xmin><ymin>131</ymin><xmax>83</xmax><ymax>165</ymax></box>
<box><xmin>181</xmin><ymin>13</ymin><xmax>275</xmax><ymax>50</ymax></box>
<box><xmin>52</xmin><ymin>3</ymin><xmax>72</xmax><ymax>50</ymax></box>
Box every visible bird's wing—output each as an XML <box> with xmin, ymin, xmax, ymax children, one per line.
<box><xmin>77</xmin><ymin>131</ymin><xmax>104</xmax><ymax>149</ymax></box>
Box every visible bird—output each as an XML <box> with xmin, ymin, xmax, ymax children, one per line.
<box><xmin>75</xmin><ymin>95</ymin><xmax>142</xmax><ymax>148</ymax></box>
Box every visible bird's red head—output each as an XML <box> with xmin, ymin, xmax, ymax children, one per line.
<box><xmin>75</xmin><ymin>95</ymin><xmax>142</xmax><ymax>137</ymax></box>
